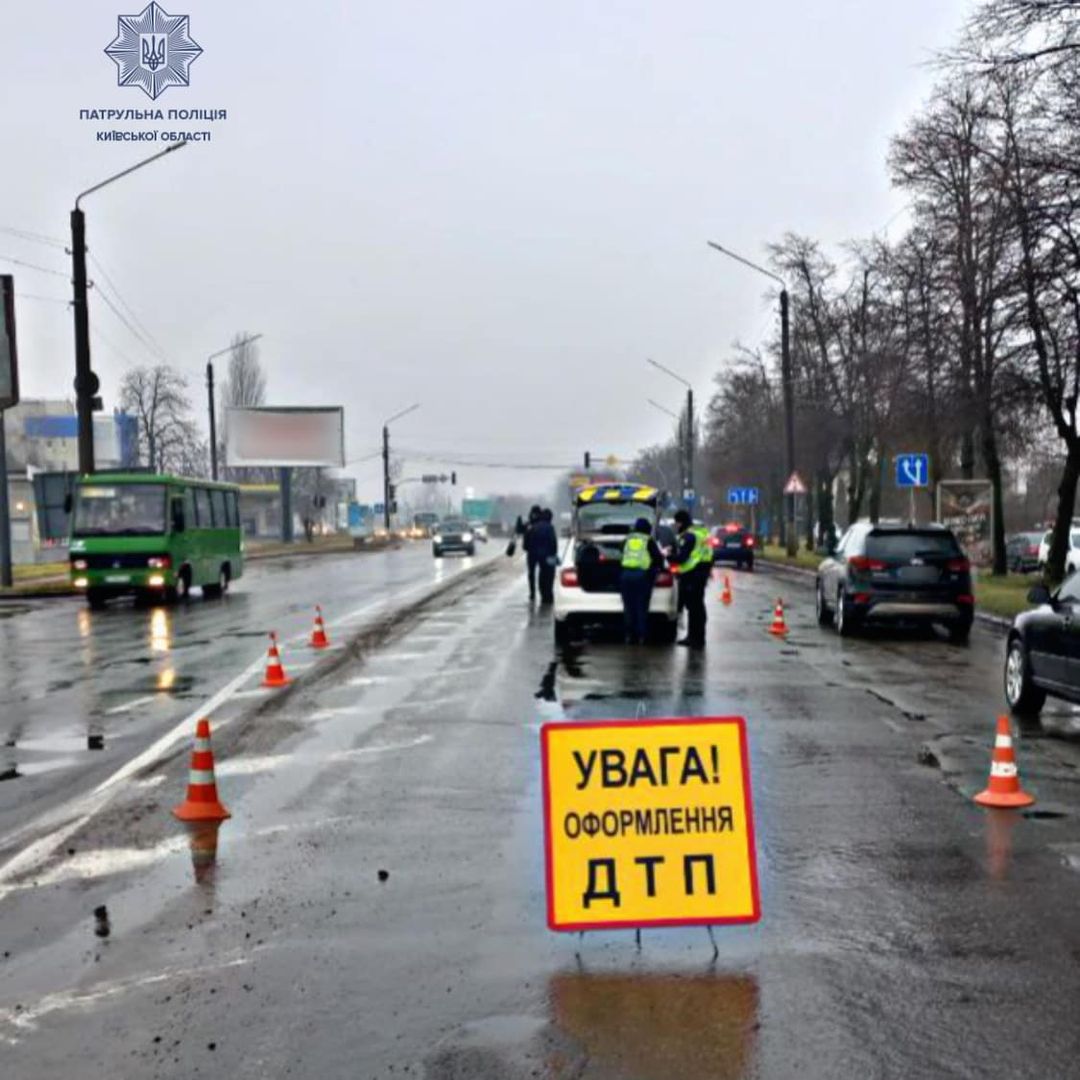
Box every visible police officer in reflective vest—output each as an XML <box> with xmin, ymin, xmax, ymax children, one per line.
<box><xmin>671</xmin><ymin>509</ymin><xmax>711</xmax><ymax>648</ymax></box>
<box><xmin>620</xmin><ymin>518</ymin><xmax>664</xmax><ymax>644</ymax></box>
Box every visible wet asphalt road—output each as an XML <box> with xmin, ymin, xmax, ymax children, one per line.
<box><xmin>5</xmin><ymin>558</ymin><xmax>1080</xmax><ymax>1078</ymax></box>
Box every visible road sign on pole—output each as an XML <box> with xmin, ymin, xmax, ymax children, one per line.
<box><xmin>727</xmin><ymin>487</ymin><xmax>760</xmax><ymax>506</ymax></box>
<box><xmin>895</xmin><ymin>453</ymin><xmax>929</xmax><ymax>488</ymax></box>
<box><xmin>783</xmin><ymin>472</ymin><xmax>807</xmax><ymax>496</ymax></box>
<box><xmin>541</xmin><ymin>717</ymin><xmax>760</xmax><ymax>931</ymax></box>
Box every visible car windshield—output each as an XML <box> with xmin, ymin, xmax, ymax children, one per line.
<box><xmin>865</xmin><ymin>531</ymin><xmax>961</xmax><ymax>560</ymax></box>
<box><xmin>73</xmin><ymin>484</ymin><xmax>167</xmax><ymax>537</ymax></box>
<box><xmin>577</xmin><ymin>503</ymin><xmax>650</xmax><ymax>535</ymax></box>
<box><xmin>441</xmin><ymin>520</ymin><xmax>468</xmax><ymax>532</ymax></box>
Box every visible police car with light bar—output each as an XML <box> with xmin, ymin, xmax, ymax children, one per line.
<box><xmin>553</xmin><ymin>483</ymin><xmax>679</xmax><ymax>645</ymax></box>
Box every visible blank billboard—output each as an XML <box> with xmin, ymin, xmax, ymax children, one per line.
<box><xmin>226</xmin><ymin>407</ymin><xmax>345</xmax><ymax>467</ymax></box>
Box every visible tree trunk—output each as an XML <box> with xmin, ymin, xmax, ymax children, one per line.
<box><xmin>817</xmin><ymin>474</ymin><xmax>836</xmax><ymax>553</ymax></box>
<box><xmin>1048</xmin><ymin>441</ymin><xmax>1080</xmax><ymax>583</ymax></box>
<box><xmin>868</xmin><ymin>453</ymin><xmax>883</xmax><ymax>524</ymax></box>
<box><xmin>981</xmin><ymin>422</ymin><xmax>1007</xmax><ymax>576</ymax></box>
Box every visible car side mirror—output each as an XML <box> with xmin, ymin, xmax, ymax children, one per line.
<box><xmin>171</xmin><ymin>503</ymin><xmax>185</xmax><ymax>533</ymax></box>
<box><xmin>1028</xmin><ymin>584</ymin><xmax>1051</xmax><ymax>606</ymax></box>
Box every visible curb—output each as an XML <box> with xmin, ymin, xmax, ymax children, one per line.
<box><xmin>757</xmin><ymin>556</ymin><xmax>1012</xmax><ymax>633</ymax></box>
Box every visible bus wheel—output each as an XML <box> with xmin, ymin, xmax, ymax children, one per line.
<box><xmin>167</xmin><ymin>570</ymin><xmax>191</xmax><ymax>604</ymax></box>
<box><xmin>204</xmin><ymin>566</ymin><xmax>229</xmax><ymax>599</ymax></box>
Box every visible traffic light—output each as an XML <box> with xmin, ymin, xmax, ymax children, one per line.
<box><xmin>451</xmin><ymin>471</ymin><xmax>457</xmax><ymax>485</ymax></box>
<box><xmin>388</xmin><ymin>484</ymin><xmax>397</xmax><ymax>502</ymax></box>
<box><xmin>584</xmin><ymin>452</ymin><xmax>591</xmax><ymax>469</ymax></box>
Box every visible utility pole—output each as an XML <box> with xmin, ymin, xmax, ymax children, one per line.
<box><xmin>71</xmin><ymin>143</ymin><xmax>188</xmax><ymax>476</ymax></box>
<box><xmin>70</xmin><ymin>207</ymin><xmax>97</xmax><ymax>475</ymax></box>
<box><xmin>0</xmin><ymin>274</ymin><xmax>20</xmax><ymax>588</ymax></box>
<box><xmin>206</xmin><ymin>333</ymin><xmax>261</xmax><ymax>482</ymax></box>
<box><xmin>780</xmin><ymin>288</ymin><xmax>796</xmax><ymax>556</ymax></box>
<box><xmin>206</xmin><ymin>359</ymin><xmax>217</xmax><ymax>480</ymax></box>
<box><xmin>646</xmin><ymin>359</ymin><xmax>694</xmax><ymax>511</ymax></box>
<box><xmin>382</xmin><ymin>424</ymin><xmax>391</xmax><ymax>531</ymax></box>
<box><xmin>685</xmin><ymin>386</ymin><xmax>694</xmax><ymax>504</ymax></box>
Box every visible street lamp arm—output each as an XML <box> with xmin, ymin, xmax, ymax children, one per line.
<box><xmin>646</xmin><ymin>357</ymin><xmax>691</xmax><ymax>389</ymax></box>
<box><xmin>208</xmin><ymin>332</ymin><xmax>263</xmax><ymax>363</ymax></box>
<box><xmin>647</xmin><ymin>398</ymin><xmax>680</xmax><ymax>421</ymax></box>
<box><xmin>706</xmin><ymin>241</ymin><xmax>786</xmax><ymax>290</ymax></box>
<box><xmin>75</xmin><ymin>141</ymin><xmax>189</xmax><ymax>209</ymax></box>
<box><xmin>383</xmin><ymin>402</ymin><xmax>420</xmax><ymax>428</ymax></box>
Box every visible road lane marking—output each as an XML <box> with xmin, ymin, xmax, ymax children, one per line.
<box><xmin>104</xmin><ymin>695</ymin><xmax>157</xmax><ymax>716</ymax></box>
<box><xmin>0</xmin><ymin>567</ymin><xmax>490</xmax><ymax>892</ymax></box>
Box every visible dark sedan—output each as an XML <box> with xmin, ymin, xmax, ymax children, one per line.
<box><xmin>1006</xmin><ymin>531</ymin><xmax>1043</xmax><ymax>574</ymax></box>
<box><xmin>709</xmin><ymin>524</ymin><xmax>755</xmax><ymax>571</ymax></box>
<box><xmin>816</xmin><ymin>522</ymin><xmax>974</xmax><ymax>642</ymax></box>
<box><xmin>1004</xmin><ymin>576</ymin><xmax>1080</xmax><ymax>714</ymax></box>
<box><xmin>432</xmin><ymin>520</ymin><xmax>476</xmax><ymax>557</ymax></box>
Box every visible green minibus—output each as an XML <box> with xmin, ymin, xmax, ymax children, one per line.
<box><xmin>68</xmin><ymin>472</ymin><xmax>244</xmax><ymax>608</ymax></box>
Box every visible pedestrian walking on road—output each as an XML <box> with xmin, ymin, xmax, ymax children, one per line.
<box><xmin>671</xmin><ymin>509</ymin><xmax>711</xmax><ymax>648</ymax></box>
<box><xmin>523</xmin><ymin>505</ymin><xmax>542</xmax><ymax>600</ymax></box>
<box><xmin>532</xmin><ymin>509</ymin><xmax>559</xmax><ymax>604</ymax></box>
<box><xmin>620</xmin><ymin>518</ymin><xmax>664</xmax><ymax>644</ymax></box>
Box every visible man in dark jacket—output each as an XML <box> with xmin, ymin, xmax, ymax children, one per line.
<box><xmin>532</xmin><ymin>508</ymin><xmax>560</xmax><ymax>604</ymax></box>
<box><xmin>522</xmin><ymin>505</ymin><xmax>542</xmax><ymax>600</ymax></box>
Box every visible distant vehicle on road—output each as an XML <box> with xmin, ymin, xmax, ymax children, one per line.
<box><xmin>412</xmin><ymin>512</ymin><xmax>440</xmax><ymax>539</ymax></box>
<box><xmin>1037</xmin><ymin>527</ymin><xmax>1080</xmax><ymax>575</ymax></box>
<box><xmin>69</xmin><ymin>472</ymin><xmax>244</xmax><ymax>608</ymax></box>
<box><xmin>553</xmin><ymin>482</ymin><xmax>678</xmax><ymax>645</ymax></box>
<box><xmin>1006</xmin><ymin>531</ymin><xmax>1043</xmax><ymax>574</ymax></box>
<box><xmin>815</xmin><ymin>521</ymin><xmax>973</xmax><ymax>642</ymax></box>
<box><xmin>468</xmin><ymin>520</ymin><xmax>489</xmax><ymax>541</ymax></box>
<box><xmin>1005</xmin><ymin>575</ymin><xmax>1080</xmax><ymax>715</ymax></box>
<box><xmin>709</xmin><ymin>523</ymin><xmax>755</xmax><ymax>571</ymax></box>
<box><xmin>432</xmin><ymin>519</ymin><xmax>475</xmax><ymax>557</ymax></box>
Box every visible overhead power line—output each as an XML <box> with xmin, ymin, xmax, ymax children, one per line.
<box><xmin>0</xmin><ymin>253</ymin><xmax>68</xmax><ymax>279</ymax></box>
<box><xmin>0</xmin><ymin>225</ymin><xmax>66</xmax><ymax>249</ymax></box>
<box><xmin>89</xmin><ymin>254</ymin><xmax>169</xmax><ymax>361</ymax></box>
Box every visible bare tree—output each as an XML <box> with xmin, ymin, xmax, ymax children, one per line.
<box><xmin>120</xmin><ymin>365</ymin><xmax>206</xmax><ymax>476</ymax></box>
<box><xmin>221</xmin><ymin>332</ymin><xmax>269</xmax><ymax>481</ymax></box>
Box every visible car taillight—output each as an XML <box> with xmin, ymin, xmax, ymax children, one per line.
<box><xmin>957</xmin><ymin>594</ymin><xmax>974</xmax><ymax>604</ymax></box>
<box><xmin>147</xmin><ymin>556</ymin><xmax>171</xmax><ymax>569</ymax></box>
<box><xmin>655</xmin><ymin>571</ymin><xmax>674</xmax><ymax>588</ymax></box>
<box><xmin>559</xmin><ymin>568</ymin><xmax>579</xmax><ymax>588</ymax></box>
<box><xmin>1027</xmin><ymin>545</ymin><xmax>1039</xmax><ymax>555</ymax></box>
<box><xmin>848</xmin><ymin>556</ymin><xmax>885</xmax><ymax>572</ymax></box>
<box><xmin>947</xmin><ymin>557</ymin><xmax>970</xmax><ymax>573</ymax></box>
<box><xmin>852</xmin><ymin>592</ymin><xmax>872</xmax><ymax>604</ymax></box>
<box><xmin>708</xmin><ymin>537</ymin><xmax>719</xmax><ymax>548</ymax></box>
<box><xmin>744</xmin><ymin>536</ymin><xmax>755</xmax><ymax>548</ymax></box>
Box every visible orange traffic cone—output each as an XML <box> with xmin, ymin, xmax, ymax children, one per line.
<box><xmin>172</xmin><ymin>718</ymin><xmax>231</xmax><ymax>822</ymax></box>
<box><xmin>768</xmin><ymin>598</ymin><xmax>789</xmax><ymax>635</ymax></box>
<box><xmin>310</xmin><ymin>605</ymin><xmax>330</xmax><ymax>649</ymax></box>
<box><xmin>262</xmin><ymin>632</ymin><xmax>291</xmax><ymax>688</ymax></box>
<box><xmin>974</xmin><ymin>716</ymin><xmax>1035</xmax><ymax>808</ymax></box>
<box><xmin>720</xmin><ymin>575</ymin><xmax>733</xmax><ymax>606</ymax></box>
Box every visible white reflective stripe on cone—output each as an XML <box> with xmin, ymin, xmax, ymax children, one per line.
<box><xmin>990</xmin><ymin>761</ymin><xmax>1018</xmax><ymax>779</ymax></box>
<box><xmin>995</xmin><ymin>735</ymin><xmax>1013</xmax><ymax>749</ymax></box>
<box><xmin>187</xmin><ymin>769</ymin><xmax>217</xmax><ymax>785</ymax></box>
<box><xmin>194</xmin><ymin>739</ymin><xmax>212</xmax><ymax>752</ymax></box>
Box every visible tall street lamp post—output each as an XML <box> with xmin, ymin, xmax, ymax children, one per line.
<box><xmin>647</xmin><ymin>397</ymin><xmax>686</xmax><ymax>502</ymax></box>
<box><xmin>70</xmin><ymin>141</ymin><xmax>189</xmax><ymax>475</ymax></box>
<box><xmin>706</xmin><ymin>241</ymin><xmax>797</xmax><ymax>556</ymax></box>
<box><xmin>206</xmin><ymin>333</ymin><xmax>263</xmax><ymax>480</ymax></box>
<box><xmin>646</xmin><ymin>359</ymin><xmax>694</xmax><ymax>511</ymax></box>
<box><xmin>382</xmin><ymin>404</ymin><xmax>420</xmax><ymax>531</ymax></box>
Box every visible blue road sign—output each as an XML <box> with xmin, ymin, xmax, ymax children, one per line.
<box><xmin>895</xmin><ymin>453</ymin><xmax>929</xmax><ymax>488</ymax></box>
<box><xmin>727</xmin><ymin>486</ymin><xmax>760</xmax><ymax>506</ymax></box>
<box><xmin>373</xmin><ymin>502</ymin><xmax>385</xmax><ymax>515</ymax></box>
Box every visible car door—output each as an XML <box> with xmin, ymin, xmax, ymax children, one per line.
<box><xmin>820</xmin><ymin>527</ymin><xmax>851</xmax><ymax>596</ymax></box>
<box><xmin>1056</xmin><ymin>574</ymin><xmax>1080</xmax><ymax>696</ymax></box>
<box><xmin>1027</xmin><ymin>580</ymin><xmax>1073</xmax><ymax>689</ymax></box>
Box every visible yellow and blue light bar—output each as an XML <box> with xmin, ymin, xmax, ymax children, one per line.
<box><xmin>575</xmin><ymin>483</ymin><xmax>659</xmax><ymax>505</ymax></box>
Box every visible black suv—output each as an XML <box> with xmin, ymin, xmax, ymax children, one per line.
<box><xmin>1004</xmin><ymin>575</ymin><xmax>1080</xmax><ymax>715</ymax></box>
<box><xmin>815</xmin><ymin>522</ymin><xmax>974</xmax><ymax>642</ymax></box>
<box><xmin>709</xmin><ymin>525</ymin><xmax>755</xmax><ymax>571</ymax></box>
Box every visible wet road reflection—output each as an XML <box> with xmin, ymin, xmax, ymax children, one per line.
<box><xmin>547</xmin><ymin>971</ymin><xmax>758</xmax><ymax>1080</ymax></box>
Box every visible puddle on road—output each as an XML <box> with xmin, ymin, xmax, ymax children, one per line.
<box><xmin>0</xmin><ymin>605</ymin><xmax>33</xmax><ymax>620</ymax></box>
<box><xmin>427</xmin><ymin>972</ymin><xmax>759</xmax><ymax>1080</ymax></box>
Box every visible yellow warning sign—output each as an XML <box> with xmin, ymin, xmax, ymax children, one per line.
<box><xmin>541</xmin><ymin>717</ymin><xmax>759</xmax><ymax>931</ymax></box>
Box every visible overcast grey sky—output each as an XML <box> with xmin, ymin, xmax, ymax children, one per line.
<box><xmin>1</xmin><ymin>0</ymin><xmax>970</xmax><ymax>500</ymax></box>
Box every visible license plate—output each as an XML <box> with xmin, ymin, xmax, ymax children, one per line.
<box><xmin>726</xmin><ymin>539</ymin><xmax>742</xmax><ymax>548</ymax></box>
<box><xmin>104</xmin><ymin>574</ymin><xmax>130</xmax><ymax>584</ymax></box>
